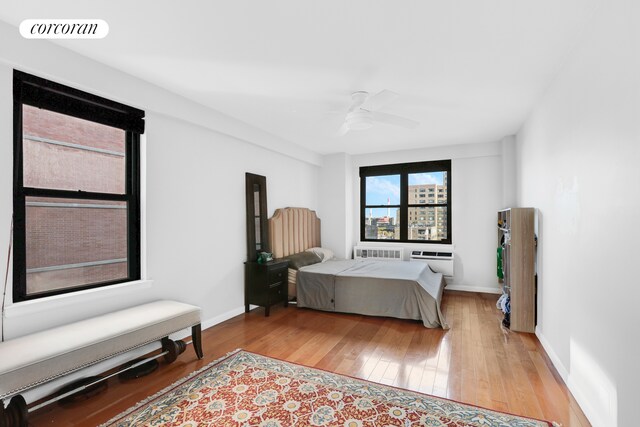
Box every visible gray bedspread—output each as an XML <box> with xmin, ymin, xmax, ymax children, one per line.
<box><xmin>297</xmin><ymin>259</ymin><xmax>448</xmax><ymax>328</ymax></box>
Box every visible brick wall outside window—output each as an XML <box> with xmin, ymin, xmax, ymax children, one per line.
<box><xmin>22</xmin><ymin>106</ymin><xmax>128</xmax><ymax>294</ymax></box>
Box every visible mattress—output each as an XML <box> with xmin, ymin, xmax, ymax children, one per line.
<box><xmin>297</xmin><ymin>259</ymin><xmax>448</xmax><ymax>328</ymax></box>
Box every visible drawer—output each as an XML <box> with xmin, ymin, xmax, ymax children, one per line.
<box><xmin>268</xmin><ymin>268</ymin><xmax>286</xmax><ymax>285</ymax></box>
<box><xmin>268</xmin><ymin>283</ymin><xmax>284</xmax><ymax>301</ymax></box>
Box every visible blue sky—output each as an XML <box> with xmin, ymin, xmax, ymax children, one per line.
<box><xmin>365</xmin><ymin>172</ymin><xmax>445</xmax><ymax>206</ymax></box>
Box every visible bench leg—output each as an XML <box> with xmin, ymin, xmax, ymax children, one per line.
<box><xmin>161</xmin><ymin>337</ymin><xmax>186</xmax><ymax>364</ymax></box>
<box><xmin>191</xmin><ymin>324</ymin><xmax>204</xmax><ymax>359</ymax></box>
<box><xmin>1</xmin><ymin>395</ymin><xmax>28</xmax><ymax>427</ymax></box>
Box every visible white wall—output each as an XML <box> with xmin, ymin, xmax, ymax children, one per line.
<box><xmin>144</xmin><ymin>112</ymin><xmax>319</xmax><ymax>312</ymax></box>
<box><xmin>0</xmin><ymin>20</ymin><xmax>320</xmax><ymax>340</ymax></box>
<box><xmin>501</xmin><ymin>135</ymin><xmax>517</xmax><ymax>207</ymax></box>
<box><xmin>332</xmin><ymin>141</ymin><xmax>506</xmax><ymax>292</ymax></box>
<box><xmin>516</xmin><ymin>0</ymin><xmax>640</xmax><ymax>425</ymax></box>
<box><xmin>317</xmin><ymin>153</ymin><xmax>353</xmax><ymax>259</ymax></box>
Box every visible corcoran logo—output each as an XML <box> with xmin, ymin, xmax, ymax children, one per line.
<box><xmin>19</xmin><ymin>19</ymin><xmax>109</xmax><ymax>39</ymax></box>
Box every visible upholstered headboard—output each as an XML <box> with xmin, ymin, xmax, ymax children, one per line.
<box><xmin>269</xmin><ymin>207</ymin><xmax>321</xmax><ymax>258</ymax></box>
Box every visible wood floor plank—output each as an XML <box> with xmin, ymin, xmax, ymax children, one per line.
<box><xmin>27</xmin><ymin>291</ymin><xmax>590</xmax><ymax>426</ymax></box>
<box><xmin>400</xmin><ymin>328</ymin><xmax>432</xmax><ymax>391</ymax></box>
<box><xmin>459</xmin><ymin>328</ymin><xmax>478</xmax><ymax>404</ymax></box>
<box><xmin>380</xmin><ymin>324</ymin><xmax>416</xmax><ymax>386</ymax></box>
<box><xmin>417</xmin><ymin>330</ymin><xmax>444</xmax><ymax>395</ymax></box>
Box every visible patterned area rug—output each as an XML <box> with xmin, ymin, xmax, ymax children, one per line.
<box><xmin>101</xmin><ymin>349</ymin><xmax>557</xmax><ymax>427</ymax></box>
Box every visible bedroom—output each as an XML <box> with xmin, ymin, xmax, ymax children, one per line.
<box><xmin>0</xmin><ymin>1</ymin><xmax>638</xmax><ymax>426</ymax></box>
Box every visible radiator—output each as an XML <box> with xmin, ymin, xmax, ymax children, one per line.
<box><xmin>409</xmin><ymin>250</ymin><xmax>454</xmax><ymax>278</ymax></box>
<box><xmin>353</xmin><ymin>246</ymin><xmax>404</xmax><ymax>261</ymax></box>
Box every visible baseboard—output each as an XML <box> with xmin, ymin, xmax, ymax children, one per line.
<box><xmin>535</xmin><ymin>326</ymin><xmax>569</xmax><ymax>382</ymax></box>
<box><xmin>567</xmin><ymin>375</ymin><xmax>608</xmax><ymax>427</ymax></box>
<box><xmin>168</xmin><ymin>306</ymin><xmax>246</xmax><ymax>342</ymax></box>
<box><xmin>536</xmin><ymin>327</ymin><xmax>605</xmax><ymax>427</ymax></box>
<box><xmin>201</xmin><ymin>306</ymin><xmax>246</xmax><ymax>331</ymax></box>
<box><xmin>445</xmin><ymin>285</ymin><xmax>501</xmax><ymax>294</ymax></box>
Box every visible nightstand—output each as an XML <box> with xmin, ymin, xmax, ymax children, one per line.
<box><xmin>244</xmin><ymin>259</ymin><xmax>289</xmax><ymax>317</ymax></box>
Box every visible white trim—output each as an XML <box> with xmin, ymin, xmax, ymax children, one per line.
<box><xmin>139</xmin><ymin>134</ymin><xmax>147</xmax><ymax>279</ymax></box>
<box><xmin>567</xmin><ymin>374</ymin><xmax>607</xmax><ymax>427</ymax></box>
<box><xmin>535</xmin><ymin>326</ymin><xmax>569</xmax><ymax>381</ymax></box>
<box><xmin>445</xmin><ymin>285</ymin><xmax>501</xmax><ymax>294</ymax></box>
<box><xmin>202</xmin><ymin>306</ymin><xmax>247</xmax><ymax>330</ymax></box>
<box><xmin>536</xmin><ymin>327</ymin><xmax>604</xmax><ymax>427</ymax></box>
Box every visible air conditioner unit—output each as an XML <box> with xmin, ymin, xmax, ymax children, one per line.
<box><xmin>353</xmin><ymin>246</ymin><xmax>404</xmax><ymax>262</ymax></box>
<box><xmin>409</xmin><ymin>250</ymin><xmax>454</xmax><ymax>278</ymax></box>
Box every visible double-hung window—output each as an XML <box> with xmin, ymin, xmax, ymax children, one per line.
<box><xmin>360</xmin><ymin>160</ymin><xmax>451</xmax><ymax>243</ymax></box>
<box><xmin>13</xmin><ymin>70</ymin><xmax>145</xmax><ymax>301</ymax></box>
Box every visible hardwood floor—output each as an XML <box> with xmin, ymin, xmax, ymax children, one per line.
<box><xmin>29</xmin><ymin>291</ymin><xmax>590</xmax><ymax>426</ymax></box>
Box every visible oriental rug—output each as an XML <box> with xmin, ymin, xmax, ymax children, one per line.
<box><xmin>100</xmin><ymin>349</ymin><xmax>557</xmax><ymax>427</ymax></box>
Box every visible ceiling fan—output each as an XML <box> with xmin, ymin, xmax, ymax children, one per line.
<box><xmin>338</xmin><ymin>90</ymin><xmax>419</xmax><ymax>135</ymax></box>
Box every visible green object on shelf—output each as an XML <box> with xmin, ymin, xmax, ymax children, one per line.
<box><xmin>258</xmin><ymin>252</ymin><xmax>273</xmax><ymax>264</ymax></box>
<box><xmin>497</xmin><ymin>246</ymin><xmax>504</xmax><ymax>279</ymax></box>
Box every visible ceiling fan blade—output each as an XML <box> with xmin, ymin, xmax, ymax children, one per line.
<box><xmin>363</xmin><ymin>90</ymin><xmax>399</xmax><ymax>111</ymax></box>
<box><xmin>371</xmin><ymin>111</ymin><xmax>420</xmax><ymax>129</ymax></box>
<box><xmin>337</xmin><ymin>122</ymin><xmax>350</xmax><ymax>136</ymax></box>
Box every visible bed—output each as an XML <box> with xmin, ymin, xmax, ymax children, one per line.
<box><xmin>268</xmin><ymin>207</ymin><xmax>448</xmax><ymax>329</ymax></box>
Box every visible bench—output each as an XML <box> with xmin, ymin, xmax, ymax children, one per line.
<box><xmin>0</xmin><ymin>300</ymin><xmax>203</xmax><ymax>425</ymax></box>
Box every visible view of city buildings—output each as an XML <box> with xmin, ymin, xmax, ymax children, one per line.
<box><xmin>407</xmin><ymin>178</ymin><xmax>448</xmax><ymax>240</ymax></box>
<box><xmin>364</xmin><ymin>204</ymin><xmax>398</xmax><ymax>240</ymax></box>
<box><xmin>364</xmin><ymin>172</ymin><xmax>448</xmax><ymax>241</ymax></box>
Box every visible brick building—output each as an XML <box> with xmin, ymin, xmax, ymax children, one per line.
<box><xmin>22</xmin><ymin>105</ymin><xmax>127</xmax><ymax>294</ymax></box>
<box><xmin>407</xmin><ymin>175</ymin><xmax>447</xmax><ymax>241</ymax></box>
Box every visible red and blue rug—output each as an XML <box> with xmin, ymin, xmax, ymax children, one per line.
<box><xmin>101</xmin><ymin>349</ymin><xmax>557</xmax><ymax>426</ymax></box>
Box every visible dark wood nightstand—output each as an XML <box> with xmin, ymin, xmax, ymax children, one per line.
<box><xmin>244</xmin><ymin>259</ymin><xmax>289</xmax><ymax>317</ymax></box>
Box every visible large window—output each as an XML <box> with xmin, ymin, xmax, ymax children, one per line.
<box><xmin>13</xmin><ymin>70</ymin><xmax>145</xmax><ymax>301</ymax></box>
<box><xmin>360</xmin><ymin>160</ymin><xmax>451</xmax><ymax>243</ymax></box>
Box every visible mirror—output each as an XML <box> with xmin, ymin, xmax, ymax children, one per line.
<box><xmin>254</xmin><ymin>184</ymin><xmax>261</xmax><ymax>249</ymax></box>
<box><xmin>245</xmin><ymin>173</ymin><xmax>268</xmax><ymax>262</ymax></box>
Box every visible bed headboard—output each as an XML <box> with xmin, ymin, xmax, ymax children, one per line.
<box><xmin>269</xmin><ymin>207</ymin><xmax>321</xmax><ymax>258</ymax></box>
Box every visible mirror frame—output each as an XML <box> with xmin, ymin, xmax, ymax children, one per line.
<box><xmin>245</xmin><ymin>172</ymin><xmax>268</xmax><ymax>262</ymax></box>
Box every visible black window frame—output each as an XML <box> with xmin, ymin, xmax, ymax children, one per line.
<box><xmin>360</xmin><ymin>159</ymin><xmax>451</xmax><ymax>244</ymax></box>
<box><xmin>13</xmin><ymin>70</ymin><xmax>145</xmax><ymax>302</ymax></box>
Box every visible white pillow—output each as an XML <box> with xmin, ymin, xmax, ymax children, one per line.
<box><xmin>305</xmin><ymin>247</ymin><xmax>334</xmax><ymax>262</ymax></box>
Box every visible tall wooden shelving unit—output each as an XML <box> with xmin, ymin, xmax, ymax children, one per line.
<box><xmin>498</xmin><ymin>208</ymin><xmax>536</xmax><ymax>333</ymax></box>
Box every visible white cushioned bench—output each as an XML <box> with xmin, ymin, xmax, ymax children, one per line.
<box><xmin>0</xmin><ymin>300</ymin><xmax>202</xmax><ymax>422</ymax></box>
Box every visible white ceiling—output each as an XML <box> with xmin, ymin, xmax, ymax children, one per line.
<box><xmin>0</xmin><ymin>0</ymin><xmax>601</xmax><ymax>155</ymax></box>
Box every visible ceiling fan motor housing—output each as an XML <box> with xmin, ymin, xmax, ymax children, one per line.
<box><xmin>346</xmin><ymin>109</ymin><xmax>373</xmax><ymax>130</ymax></box>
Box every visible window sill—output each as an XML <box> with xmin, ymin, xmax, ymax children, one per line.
<box><xmin>4</xmin><ymin>279</ymin><xmax>153</xmax><ymax>319</ymax></box>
